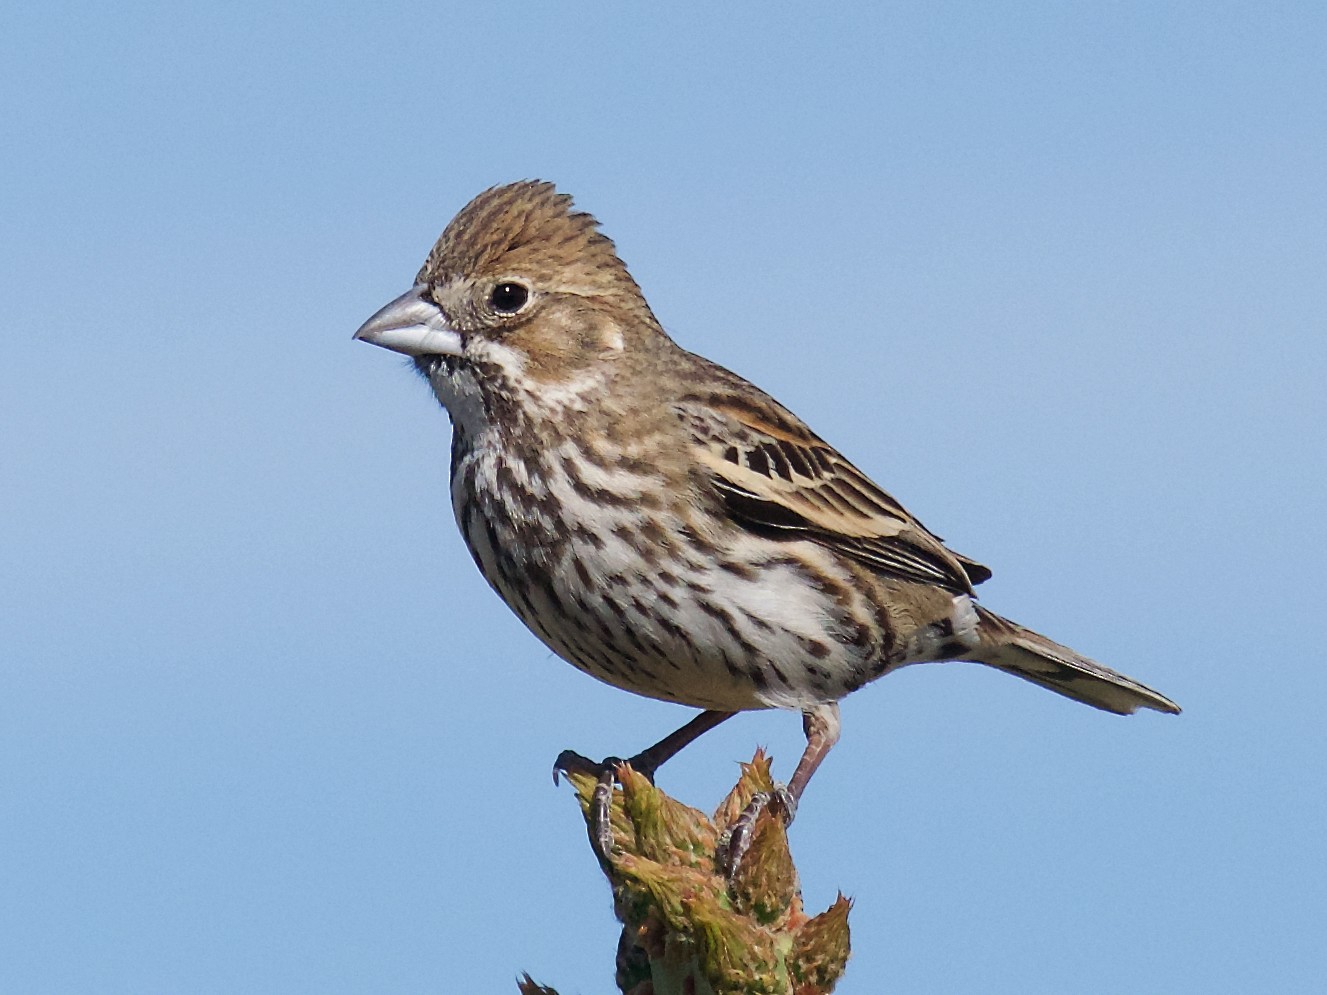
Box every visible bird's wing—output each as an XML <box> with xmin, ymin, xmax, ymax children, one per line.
<box><xmin>676</xmin><ymin>383</ymin><xmax>990</xmax><ymax>595</ymax></box>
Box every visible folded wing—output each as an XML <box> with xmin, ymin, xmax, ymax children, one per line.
<box><xmin>676</xmin><ymin>380</ymin><xmax>990</xmax><ymax>595</ymax></box>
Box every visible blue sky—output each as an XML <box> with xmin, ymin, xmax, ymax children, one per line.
<box><xmin>2</xmin><ymin>3</ymin><xmax>1324</xmax><ymax>992</ymax></box>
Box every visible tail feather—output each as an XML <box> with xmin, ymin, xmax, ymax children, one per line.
<box><xmin>971</xmin><ymin>607</ymin><xmax>1180</xmax><ymax>716</ymax></box>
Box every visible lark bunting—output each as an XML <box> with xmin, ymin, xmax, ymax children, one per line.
<box><xmin>354</xmin><ymin>181</ymin><xmax>1179</xmax><ymax>816</ymax></box>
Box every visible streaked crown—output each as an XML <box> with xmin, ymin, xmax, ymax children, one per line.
<box><xmin>417</xmin><ymin>181</ymin><xmax>645</xmax><ymax>306</ymax></box>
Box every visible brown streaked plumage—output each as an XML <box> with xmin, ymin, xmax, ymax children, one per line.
<box><xmin>354</xmin><ymin>180</ymin><xmax>1179</xmax><ymax>858</ymax></box>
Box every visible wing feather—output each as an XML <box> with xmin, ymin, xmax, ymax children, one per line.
<box><xmin>678</xmin><ymin>386</ymin><xmax>990</xmax><ymax>594</ymax></box>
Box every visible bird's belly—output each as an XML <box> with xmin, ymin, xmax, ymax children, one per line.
<box><xmin>452</xmin><ymin>455</ymin><xmax>889</xmax><ymax>711</ymax></box>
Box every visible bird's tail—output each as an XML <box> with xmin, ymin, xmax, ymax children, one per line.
<box><xmin>970</xmin><ymin>607</ymin><xmax>1180</xmax><ymax>715</ymax></box>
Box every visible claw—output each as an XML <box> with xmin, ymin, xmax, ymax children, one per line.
<box><xmin>551</xmin><ymin>752</ymin><xmax>628</xmax><ymax>864</ymax></box>
<box><xmin>717</xmin><ymin>782</ymin><xmax>797</xmax><ymax>878</ymax></box>
<box><xmin>589</xmin><ymin>766</ymin><xmax>616</xmax><ymax>862</ymax></box>
<box><xmin>552</xmin><ymin>749</ymin><xmax>598</xmax><ymax>785</ymax></box>
<box><xmin>551</xmin><ymin>711</ymin><xmax>738</xmax><ymax>857</ymax></box>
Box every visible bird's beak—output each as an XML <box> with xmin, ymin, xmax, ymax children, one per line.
<box><xmin>353</xmin><ymin>285</ymin><xmax>462</xmax><ymax>357</ymax></box>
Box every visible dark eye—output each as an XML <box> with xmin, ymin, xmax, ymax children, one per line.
<box><xmin>489</xmin><ymin>282</ymin><xmax>530</xmax><ymax>314</ymax></box>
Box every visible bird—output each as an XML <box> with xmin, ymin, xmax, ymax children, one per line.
<box><xmin>353</xmin><ymin>180</ymin><xmax>1179</xmax><ymax>862</ymax></box>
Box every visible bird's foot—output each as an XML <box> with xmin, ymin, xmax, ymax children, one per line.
<box><xmin>552</xmin><ymin>751</ymin><xmax>637</xmax><ymax>864</ymax></box>
<box><xmin>553</xmin><ymin>749</ymin><xmax>660</xmax><ymax>784</ymax></box>
<box><xmin>716</xmin><ymin>782</ymin><xmax>798</xmax><ymax>879</ymax></box>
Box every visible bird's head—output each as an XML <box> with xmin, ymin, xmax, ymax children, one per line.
<box><xmin>354</xmin><ymin>181</ymin><xmax>663</xmax><ymax>406</ymax></box>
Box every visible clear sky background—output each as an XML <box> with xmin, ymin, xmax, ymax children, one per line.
<box><xmin>2</xmin><ymin>3</ymin><xmax>1324</xmax><ymax>993</ymax></box>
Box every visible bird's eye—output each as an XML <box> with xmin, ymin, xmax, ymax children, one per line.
<box><xmin>489</xmin><ymin>282</ymin><xmax>530</xmax><ymax>314</ymax></box>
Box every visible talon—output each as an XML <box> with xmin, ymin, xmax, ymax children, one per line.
<box><xmin>717</xmin><ymin>782</ymin><xmax>797</xmax><ymax>878</ymax></box>
<box><xmin>552</xmin><ymin>749</ymin><xmax>601</xmax><ymax>784</ymax></box>
<box><xmin>589</xmin><ymin>766</ymin><xmax>616</xmax><ymax>862</ymax></box>
<box><xmin>771</xmin><ymin>783</ymin><xmax>797</xmax><ymax>825</ymax></box>
<box><xmin>552</xmin><ymin>751</ymin><xmax>628</xmax><ymax>864</ymax></box>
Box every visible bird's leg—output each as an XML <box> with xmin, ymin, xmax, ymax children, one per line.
<box><xmin>718</xmin><ymin>702</ymin><xmax>841</xmax><ymax>877</ymax></box>
<box><xmin>553</xmin><ymin>709</ymin><xmax>737</xmax><ymax>862</ymax></box>
<box><xmin>786</xmin><ymin>701</ymin><xmax>842</xmax><ymax>802</ymax></box>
